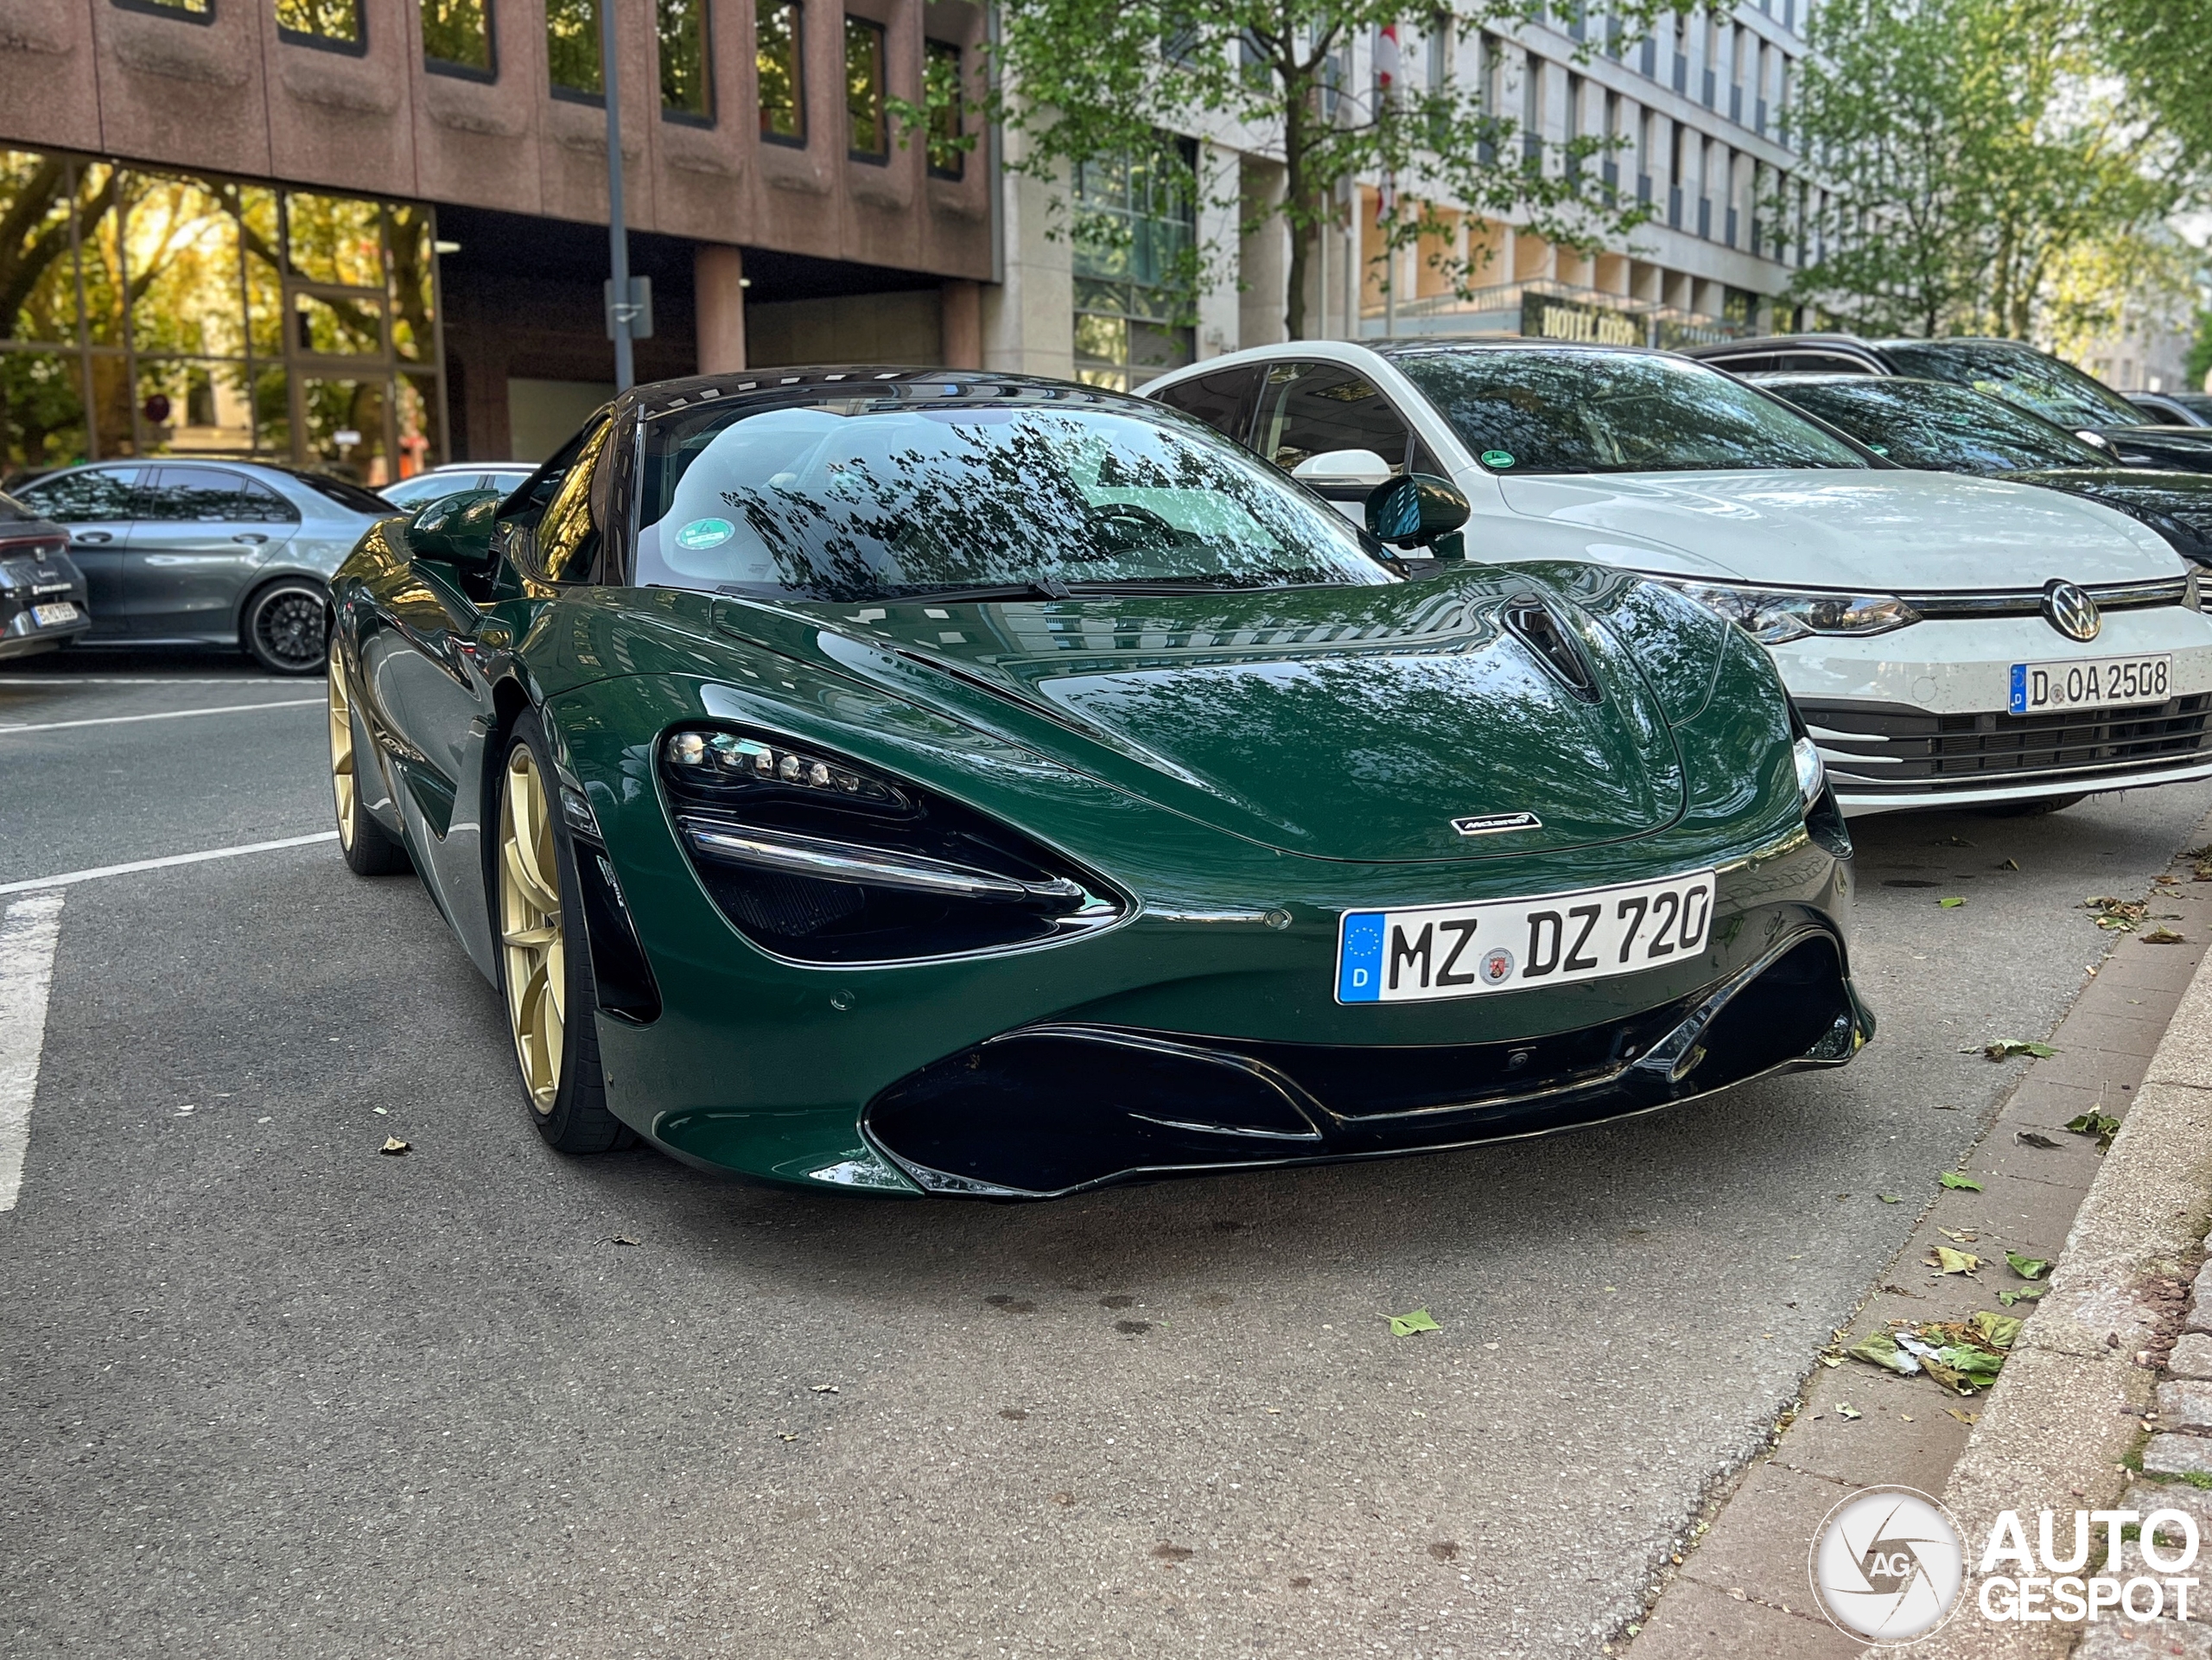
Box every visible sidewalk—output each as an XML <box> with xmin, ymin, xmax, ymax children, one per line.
<box><xmin>1624</xmin><ymin>823</ymin><xmax>2212</xmax><ymax>1660</ymax></box>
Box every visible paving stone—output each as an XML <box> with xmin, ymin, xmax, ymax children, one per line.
<box><xmin>2078</xmin><ymin>942</ymin><xmax>2205</xmax><ymax>995</ymax></box>
<box><xmin>2168</xmin><ymin>1335</ymin><xmax>2212</xmax><ymax>1381</ymax></box>
<box><xmin>1778</xmin><ymin>1364</ymin><xmax>1974</xmax><ymax>1491</ymax></box>
<box><xmin>2142</xmin><ymin>1435</ymin><xmax>2212</xmax><ymax>1479</ymax></box>
<box><xmin>2156</xmin><ymin>1381</ymin><xmax>2212</xmax><ymax>1433</ymax></box>
<box><xmin>2059</xmin><ymin>1009</ymin><xmax>2188</xmax><ymax>1063</ymax></box>
<box><xmin>2005</xmin><ymin>1072</ymin><xmax>2126</xmax><ymax>1134</ymax></box>
<box><xmin>2075</xmin><ymin>1615</ymin><xmax>2212</xmax><ymax>1660</ymax></box>
<box><xmin>1624</xmin><ymin>1574</ymin><xmax>1863</xmax><ymax>1660</ymax></box>
<box><xmin>1672</xmin><ymin>1460</ymin><xmax>1853</xmax><ymax>1614</ymax></box>
<box><xmin>1974</xmin><ymin>1123</ymin><xmax>2107</xmax><ymax>1193</ymax></box>
<box><xmin>2121</xmin><ymin>1481</ymin><xmax>2212</xmax><ymax>1550</ymax></box>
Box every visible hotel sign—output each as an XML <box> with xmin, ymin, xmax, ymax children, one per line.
<box><xmin>1520</xmin><ymin>292</ymin><xmax>1646</xmax><ymax>348</ymax></box>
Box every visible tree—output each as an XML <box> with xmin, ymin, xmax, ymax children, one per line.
<box><xmin>2090</xmin><ymin>0</ymin><xmax>2212</xmax><ymax>172</ymax></box>
<box><xmin>1784</xmin><ymin>0</ymin><xmax>2179</xmax><ymax>340</ymax></box>
<box><xmin>979</xmin><ymin>0</ymin><xmax>1681</xmax><ymax>341</ymax></box>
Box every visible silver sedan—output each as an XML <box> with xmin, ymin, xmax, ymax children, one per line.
<box><xmin>10</xmin><ymin>460</ymin><xmax>394</xmax><ymax>674</ymax></box>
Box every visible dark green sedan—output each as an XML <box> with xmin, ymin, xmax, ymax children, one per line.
<box><xmin>325</xmin><ymin>369</ymin><xmax>1869</xmax><ymax>1199</ymax></box>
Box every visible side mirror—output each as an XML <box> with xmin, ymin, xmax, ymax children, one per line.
<box><xmin>1365</xmin><ymin>472</ymin><xmax>1471</xmax><ymax>551</ymax></box>
<box><xmin>406</xmin><ymin>488</ymin><xmax>501</xmax><ymax>572</ymax></box>
<box><xmin>1292</xmin><ymin>448</ymin><xmax>1396</xmax><ymax>488</ymax></box>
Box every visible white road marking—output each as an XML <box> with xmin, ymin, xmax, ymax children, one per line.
<box><xmin>0</xmin><ymin>676</ymin><xmax>305</xmax><ymax>686</ymax></box>
<box><xmin>0</xmin><ymin>890</ymin><xmax>65</xmax><ymax>1212</ymax></box>
<box><xmin>0</xmin><ymin>696</ymin><xmax>323</xmax><ymax>734</ymax></box>
<box><xmin>0</xmin><ymin>831</ymin><xmax>339</xmax><ymax>896</ymax></box>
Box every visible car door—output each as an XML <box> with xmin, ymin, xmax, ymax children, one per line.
<box><xmin>1249</xmin><ymin>360</ymin><xmax>1427</xmax><ymax>517</ymax></box>
<box><xmin>359</xmin><ymin>419</ymin><xmax>613</xmax><ymax>974</ymax></box>
<box><xmin>13</xmin><ymin>467</ymin><xmax>140</xmax><ymax>637</ymax></box>
<box><xmin>125</xmin><ymin>466</ymin><xmax>300</xmax><ymax>641</ymax></box>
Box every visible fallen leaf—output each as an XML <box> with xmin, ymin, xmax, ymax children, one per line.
<box><xmin>1998</xmin><ymin>1286</ymin><xmax>2051</xmax><ymax>1307</ymax></box>
<box><xmin>1387</xmin><ymin>1307</ymin><xmax>1442</xmax><ymax>1338</ymax></box>
<box><xmin>2065</xmin><ymin>1110</ymin><xmax>2121</xmax><ymax>1151</ymax></box>
<box><xmin>2005</xmin><ymin>1251</ymin><xmax>2051</xmax><ymax>1280</ymax></box>
<box><xmin>779</xmin><ymin>1432</ymin><xmax>798</xmax><ymax>1442</ymax></box>
<box><xmin>1836</xmin><ymin>1403</ymin><xmax>1863</xmax><ymax>1420</ymax></box>
<box><xmin>2084</xmin><ymin>895</ymin><xmax>2149</xmax><ymax>932</ymax></box>
<box><xmin>372</xmin><ymin>1106</ymin><xmax>388</xmax><ymax>1115</ymax></box>
<box><xmin>1931</xmin><ymin>1246</ymin><xmax>1980</xmax><ymax>1274</ymax></box>
<box><xmin>1900</xmin><ymin>1414</ymin><xmax>1915</xmax><ymax>1422</ymax></box>
<box><xmin>809</xmin><ymin>1383</ymin><xmax>839</xmax><ymax>1394</ymax></box>
<box><xmin>607</xmin><ymin>1235</ymin><xmax>641</xmax><ymax>1247</ymax></box>
<box><xmin>2001</xmin><ymin>858</ymin><xmax>2020</xmax><ymax>871</ymax></box>
<box><xmin>1819</xmin><ymin>1355</ymin><xmax>1843</xmax><ymax>1367</ymax></box>
<box><xmin>1947</xmin><ymin>1408</ymin><xmax>1980</xmax><ymax>1426</ymax></box>
<box><xmin>1939</xmin><ymin>1172</ymin><xmax>1985</xmax><ymax>1191</ymax></box>
<box><xmin>2015</xmin><ymin>1131</ymin><xmax>2061</xmax><ymax>1150</ymax></box>
<box><xmin>1982</xmin><ymin>1040</ymin><xmax>2056</xmax><ymax>1060</ymax></box>
<box><xmin>2143</xmin><ymin>926</ymin><xmax>2187</xmax><ymax>944</ymax></box>
<box><xmin>1939</xmin><ymin>896</ymin><xmax>1966</xmax><ymax>908</ymax></box>
<box><xmin>2157</xmin><ymin>875</ymin><xmax>2179</xmax><ymax>885</ymax></box>
<box><xmin>1972</xmin><ymin>1311</ymin><xmax>2024</xmax><ymax>1349</ymax></box>
<box><xmin>1939</xmin><ymin>1227</ymin><xmax>1980</xmax><ymax>1243</ymax></box>
<box><xmin>1878</xmin><ymin>1193</ymin><xmax>1903</xmax><ymax>1204</ymax></box>
<box><xmin>378</xmin><ymin>1136</ymin><xmax>410</xmax><ymax>1155</ymax></box>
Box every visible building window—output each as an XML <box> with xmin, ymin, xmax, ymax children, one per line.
<box><xmin>422</xmin><ymin>0</ymin><xmax>493</xmax><ymax>77</ymax></box>
<box><xmin>0</xmin><ymin>149</ymin><xmax>442</xmax><ymax>480</ymax></box>
<box><xmin>757</xmin><ymin>0</ymin><xmax>805</xmax><ymax>143</ymax></box>
<box><xmin>547</xmin><ymin>0</ymin><xmax>603</xmax><ymax>99</ymax></box>
<box><xmin>659</xmin><ymin>0</ymin><xmax>713</xmax><ymax>121</ymax></box>
<box><xmin>1071</xmin><ymin>137</ymin><xmax>1196</xmax><ymax>392</ymax></box>
<box><xmin>924</xmin><ymin>39</ymin><xmax>963</xmax><ymax>178</ymax></box>
<box><xmin>276</xmin><ymin>0</ymin><xmax>364</xmax><ymax>53</ymax></box>
<box><xmin>845</xmin><ymin>16</ymin><xmax>887</xmax><ymax>161</ymax></box>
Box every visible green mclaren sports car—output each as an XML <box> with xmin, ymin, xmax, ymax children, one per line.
<box><xmin>326</xmin><ymin>368</ymin><xmax>1870</xmax><ymax>1199</ymax></box>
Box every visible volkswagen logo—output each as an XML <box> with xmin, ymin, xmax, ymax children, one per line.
<box><xmin>2041</xmin><ymin>580</ymin><xmax>2101</xmax><ymax>642</ymax></box>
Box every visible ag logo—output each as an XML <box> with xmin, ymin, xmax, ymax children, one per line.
<box><xmin>1479</xmin><ymin>947</ymin><xmax>1515</xmax><ymax>985</ymax></box>
<box><xmin>1808</xmin><ymin>1486</ymin><xmax>1966</xmax><ymax>1645</ymax></box>
<box><xmin>2041</xmin><ymin>579</ymin><xmax>2101</xmax><ymax>642</ymax></box>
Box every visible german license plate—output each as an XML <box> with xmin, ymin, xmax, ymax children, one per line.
<box><xmin>30</xmin><ymin>601</ymin><xmax>76</xmax><ymax>626</ymax></box>
<box><xmin>1336</xmin><ymin>869</ymin><xmax>1717</xmax><ymax>1005</ymax></box>
<box><xmin>2009</xmin><ymin>654</ymin><xmax>2170</xmax><ymax>715</ymax></box>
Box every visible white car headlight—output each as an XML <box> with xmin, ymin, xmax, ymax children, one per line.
<box><xmin>1794</xmin><ymin>735</ymin><xmax>1827</xmax><ymax>808</ymax></box>
<box><xmin>1665</xmin><ymin>581</ymin><xmax>1922</xmax><ymax>646</ymax></box>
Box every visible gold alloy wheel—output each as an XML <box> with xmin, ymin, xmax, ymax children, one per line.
<box><xmin>499</xmin><ymin>745</ymin><xmax>566</xmax><ymax>1113</ymax></box>
<box><xmin>327</xmin><ymin>650</ymin><xmax>357</xmax><ymax>851</ymax></box>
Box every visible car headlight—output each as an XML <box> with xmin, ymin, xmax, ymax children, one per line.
<box><xmin>1664</xmin><ymin>581</ymin><xmax>1921</xmax><ymax>645</ymax></box>
<box><xmin>662</xmin><ymin>725</ymin><xmax>1123</xmax><ymax>964</ymax></box>
<box><xmin>1794</xmin><ymin>735</ymin><xmax>1827</xmax><ymax>808</ymax></box>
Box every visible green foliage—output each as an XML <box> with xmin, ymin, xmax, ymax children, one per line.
<box><xmin>1786</xmin><ymin>0</ymin><xmax>2177</xmax><ymax>340</ymax></box>
<box><xmin>2090</xmin><ymin>0</ymin><xmax>2212</xmax><ymax>170</ymax></box>
<box><xmin>982</xmin><ymin>0</ymin><xmax>1683</xmax><ymax>340</ymax></box>
<box><xmin>2187</xmin><ymin>308</ymin><xmax>2212</xmax><ymax>391</ymax></box>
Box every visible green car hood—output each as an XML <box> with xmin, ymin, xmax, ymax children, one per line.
<box><xmin>684</xmin><ymin>573</ymin><xmax>1690</xmax><ymax>864</ymax></box>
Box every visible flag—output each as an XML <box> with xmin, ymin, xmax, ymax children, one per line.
<box><xmin>1375</xmin><ymin>22</ymin><xmax>1402</xmax><ymax>93</ymax></box>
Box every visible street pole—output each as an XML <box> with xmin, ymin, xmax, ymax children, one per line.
<box><xmin>601</xmin><ymin>0</ymin><xmax>634</xmax><ymax>391</ymax></box>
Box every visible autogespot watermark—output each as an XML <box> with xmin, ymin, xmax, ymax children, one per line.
<box><xmin>1808</xmin><ymin>1488</ymin><xmax>2206</xmax><ymax>1645</ymax></box>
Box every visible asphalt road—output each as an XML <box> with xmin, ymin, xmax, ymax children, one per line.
<box><xmin>3</xmin><ymin>646</ymin><xmax>2209</xmax><ymax>1659</ymax></box>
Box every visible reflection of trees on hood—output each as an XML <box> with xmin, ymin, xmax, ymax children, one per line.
<box><xmin>693</xmin><ymin>410</ymin><xmax>1356</xmax><ymax>600</ymax></box>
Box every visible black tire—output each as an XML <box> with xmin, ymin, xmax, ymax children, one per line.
<box><xmin>327</xmin><ymin>645</ymin><xmax>411</xmax><ymax>876</ymax></box>
<box><xmin>495</xmin><ymin>711</ymin><xmax>627</xmax><ymax>1154</ymax></box>
<box><xmin>242</xmin><ymin>577</ymin><xmax>331</xmax><ymax>675</ymax></box>
<box><xmin>1974</xmin><ymin>793</ymin><xmax>2088</xmax><ymax>818</ymax></box>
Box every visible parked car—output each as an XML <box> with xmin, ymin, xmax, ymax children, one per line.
<box><xmin>10</xmin><ymin>460</ymin><xmax>396</xmax><ymax>674</ymax></box>
<box><xmin>1683</xmin><ymin>334</ymin><xmax>2212</xmax><ymax>474</ymax></box>
<box><xmin>326</xmin><ymin>368</ymin><xmax>1868</xmax><ymax>1196</ymax></box>
<box><xmin>1142</xmin><ymin>340</ymin><xmax>2212</xmax><ymax>817</ymax></box>
<box><xmin>0</xmin><ymin>489</ymin><xmax>91</xmax><ymax>660</ymax></box>
<box><xmin>2127</xmin><ymin>391</ymin><xmax>2212</xmax><ymax>429</ymax></box>
<box><xmin>1754</xmin><ymin>373</ymin><xmax>2212</xmax><ymax>578</ymax></box>
<box><xmin>379</xmin><ymin>463</ymin><xmax>536</xmax><ymax>512</ymax></box>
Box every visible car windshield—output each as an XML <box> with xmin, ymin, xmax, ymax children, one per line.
<box><xmin>1876</xmin><ymin>340</ymin><xmax>2147</xmax><ymax>429</ymax></box>
<box><xmin>2162</xmin><ymin>392</ymin><xmax>2212</xmax><ymax>423</ymax></box>
<box><xmin>1390</xmin><ymin>349</ymin><xmax>1868</xmax><ymax>475</ymax></box>
<box><xmin>283</xmin><ymin>468</ymin><xmax>397</xmax><ymax>515</ymax></box>
<box><xmin>634</xmin><ymin>396</ymin><xmax>1395</xmax><ymax>600</ymax></box>
<box><xmin>1769</xmin><ymin>378</ymin><xmax>2108</xmax><ymax>473</ymax></box>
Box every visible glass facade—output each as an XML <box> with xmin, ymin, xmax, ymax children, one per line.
<box><xmin>547</xmin><ymin>0</ymin><xmax>603</xmax><ymax>98</ymax></box>
<box><xmin>0</xmin><ymin>149</ymin><xmax>442</xmax><ymax>486</ymax></box>
<box><xmin>421</xmin><ymin>0</ymin><xmax>493</xmax><ymax>75</ymax></box>
<box><xmin>845</xmin><ymin>16</ymin><xmax>887</xmax><ymax>160</ymax></box>
<box><xmin>658</xmin><ymin>0</ymin><xmax>713</xmax><ymax>120</ymax></box>
<box><xmin>757</xmin><ymin>1</ymin><xmax>805</xmax><ymax>142</ymax></box>
<box><xmin>1071</xmin><ymin>139</ymin><xmax>1197</xmax><ymax>391</ymax></box>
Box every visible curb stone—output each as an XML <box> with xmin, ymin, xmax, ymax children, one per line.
<box><xmin>1917</xmin><ymin>936</ymin><xmax>2212</xmax><ymax>1657</ymax></box>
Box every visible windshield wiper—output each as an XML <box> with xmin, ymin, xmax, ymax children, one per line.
<box><xmin>886</xmin><ymin>579</ymin><xmax>1075</xmax><ymax>603</ymax></box>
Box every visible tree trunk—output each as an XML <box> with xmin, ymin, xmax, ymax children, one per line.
<box><xmin>1282</xmin><ymin>91</ymin><xmax>1309</xmax><ymax>340</ymax></box>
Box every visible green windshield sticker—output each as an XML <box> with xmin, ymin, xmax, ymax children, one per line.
<box><xmin>1480</xmin><ymin>449</ymin><xmax>1516</xmax><ymax>469</ymax></box>
<box><xmin>676</xmin><ymin>517</ymin><xmax>735</xmax><ymax>550</ymax></box>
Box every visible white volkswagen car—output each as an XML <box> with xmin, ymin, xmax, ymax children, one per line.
<box><xmin>1141</xmin><ymin>340</ymin><xmax>2212</xmax><ymax>816</ymax></box>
